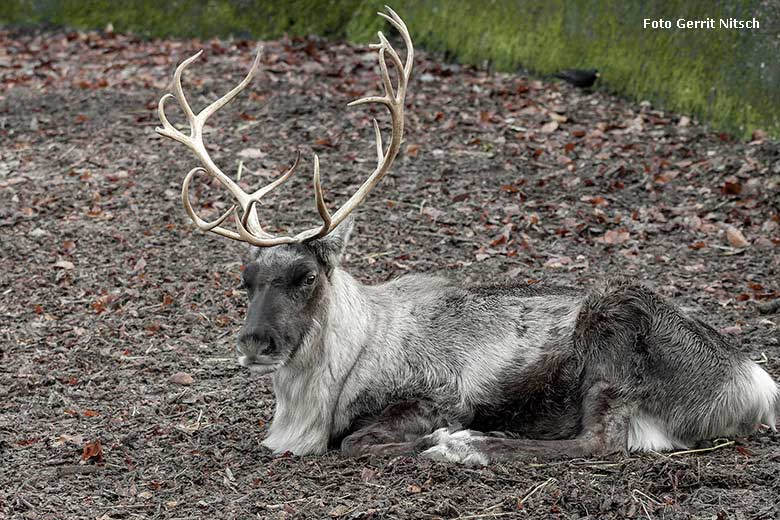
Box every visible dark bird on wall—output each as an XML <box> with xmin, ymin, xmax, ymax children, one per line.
<box><xmin>554</xmin><ymin>68</ymin><xmax>600</xmax><ymax>88</ymax></box>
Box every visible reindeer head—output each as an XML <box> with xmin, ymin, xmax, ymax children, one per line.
<box><xmin>235</xmin><ymin>221</ymin><xmax>353</xmax><ymax>373</ymax></box>
<box><xmin>156</xmin><ymin>7</ymin><xmax>413</xmax><ymax>374</ymax></box>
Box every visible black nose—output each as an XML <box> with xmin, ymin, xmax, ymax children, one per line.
<box><xmin>238</xmin><ymin>330</ymin><xmax>277</xmax><ymax>360</ymax></box>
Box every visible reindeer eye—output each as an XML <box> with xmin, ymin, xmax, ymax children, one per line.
<box><xmin>303</xmin><ymin>273</ymin><xmax>317</xmax><ymax>286</ymax></box>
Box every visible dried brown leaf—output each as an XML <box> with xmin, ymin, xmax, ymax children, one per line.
<box><xmin>721</xmin><ymin>181</ymin><xmax>742</xmax><ymax>195</ymax></box>
<box><xmin>725</xmin><ymin>225</ymin><xmax>749</xmax><ymax>248</ymax></box>
<box><xmin>238</xmin><ymin>148</ymin><xmax>266</xmax><ymax>159</ymax></box>
<box><xmin>170</xmin><ymin>372</ymin><xmax>194</xmax><ymax>386</ymax></box>
<box><xmin>360</xmin><ymin>467</ymin><xmax>377</xmax><ymax>483</ymax></box>
<box><xmin>81</xmin><ymin>439</ymin><xmax>104</xmax><ymax>463</ymax></box>
<box><xmin>597</xmin><ymin>229</ymin><xmax>630</xmax><ymax>245</ymax></box>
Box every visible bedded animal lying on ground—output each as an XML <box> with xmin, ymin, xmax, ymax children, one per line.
<box><xmin>155</xmin><ymin>7</ymin><xmax>778</xmax><ymax>465</ymax></box>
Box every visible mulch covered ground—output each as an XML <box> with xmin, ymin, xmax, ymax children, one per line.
<box><xmin>1</xmin><ymin>25</ymin><xmax>779</xmax><ymax>519</ymax></box>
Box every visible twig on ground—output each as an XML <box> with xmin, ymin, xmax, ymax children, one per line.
<box><xmin>519</xmin><ymin>477</ymin><xmax>557</xmax><ymax>506</ymax></box>
<box><xmin>667</xmin><ymin>440</ymin><xmax>734</xmax><ymax>457</ymax></box>
<box><xmin>631</xmin><ymin>488</ymin><xmax>662</xmax><ymax>520</ymax></box>
<box><xmin>57</xmin><ymin>464</ymin><xmax>103</xmax><ymax>476</ymax></box>
<box><xmin>455</xmin><ymin>512</ymin><xmax>518</xmax><ymax>520</ymax></box>
<box><xmin>236</xmin><ymin>159</ymin><xmax>244</xmax><ymax>181</ymax></box>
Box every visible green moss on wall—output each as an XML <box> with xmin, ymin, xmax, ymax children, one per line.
<box><xmin>3</xmin><ymin>0</ymin><xmax>778</xmax><ymax>139</ymax></box>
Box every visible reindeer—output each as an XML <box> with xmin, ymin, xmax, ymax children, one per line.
<box><xmin>156</xmin><ymin>7</ymin><xmax>778</xmax><ymax>465</ymax></box>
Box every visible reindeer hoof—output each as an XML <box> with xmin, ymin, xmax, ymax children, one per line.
<box><xmin>421</xmin><ymin>428</ymin><xmax>489</xmax><ymax>466</ymax></box>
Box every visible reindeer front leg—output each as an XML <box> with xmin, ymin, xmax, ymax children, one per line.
<box><xmin>421</xmin><ymin>430</ymin><xmax>614</xmax><ymax>466</ymax></box>
<box><xmin>339</xmin><ymin>400</ymin><xmax>452</xmax><ymax>457</ymax></box>
<box><xmin>422</xmin><ymin>383</ymin><xmax>627</xmax><ymax>466</ymax></box>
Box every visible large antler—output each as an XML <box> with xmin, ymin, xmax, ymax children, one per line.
<box><xmin>156</xmin><ymin>6</ymin><xmax>413</xmax><ymax>246</ymax></box>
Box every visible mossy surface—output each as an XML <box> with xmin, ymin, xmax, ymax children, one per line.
<box><xmin>3</xmin><ymin>0</ymin><xmax>778</xmax><ymax>139</ymax></box>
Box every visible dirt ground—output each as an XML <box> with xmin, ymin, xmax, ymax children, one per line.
<box><xmin>1</xmin><ymin>26</ymin><xmax>779</xmax><ymax>520</ymax></box>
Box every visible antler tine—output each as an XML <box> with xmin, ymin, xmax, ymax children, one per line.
<box><xmin>181</xmin><ymin>167</ymin><xmax>242</xmax><ymax>241</ymax></box>
<box><xmin>379</xmin><ymin>6</ymin><xmax>413</xmax><ymax>78</ymax></box>
<box><xmin>376</xmin><ymin>46</ymin><xmax>395</xmax><ymax>102</ymax></box>
<box><xmin>346</xmin><ymin>95</ymin><xmax>392</xmax><ymax>108</ymax></box>
<box><xmin>373</xmin><ymin>119</ymin><xmax>383</xmax><ymax>165</ymax></box>
<box><xmin>243</xmin><ymin>151</ymin><xmax>301</xmax><ymax>244</ymax></box>
<box><xmin>312</xmin><ymin>156</ymin><xmax>333</xmax><ymax>234</ymax></box>
<box><xmin>293</xmin><ymin>154</ymin><xmax>332</xmax><ymax>242</ymax></box>
<box><xmin>250</xmin><ymin>151</ymin><xmax>300</xmax><ymax>200</ymax></box>
<box><xmin>157</xmin><ymin>94</ymin><xmax>186</xmax><ymax>145</ymax></box>
<box><xmin>171</xmin><ymin>51</ymin><xmax>202</xmax><ymax>126</ymax></box>
<box><xmin>376</xmin><ymin>32</ymin><xmax>405</xmax><ymax>97</ymax></box>
<box><xmin>199</xmin><ymin>49</ymin><xmax>263</xmax><ymax>126</ymax></box>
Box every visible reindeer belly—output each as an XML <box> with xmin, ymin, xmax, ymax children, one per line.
<box><xmin>466</xmin><ymin>348</ymin><xmax>584</xmax><ymax>439</ymax></box>
<box><xmin>450</xmin><ymin>298</ymin><xmax>583</xmax><ymax>437</ymax></box>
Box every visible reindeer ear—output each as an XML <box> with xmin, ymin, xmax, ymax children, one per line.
<box><xmin>308</xmin><ymin>216</ymin><xmax>354</xmax><ymax>271</ymax></box>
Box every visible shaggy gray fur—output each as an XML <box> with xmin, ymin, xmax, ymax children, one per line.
<box><xmin>235</xmin><ymin>218</ymin><xmax>778</xmax><ymax>464</ymax></box>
